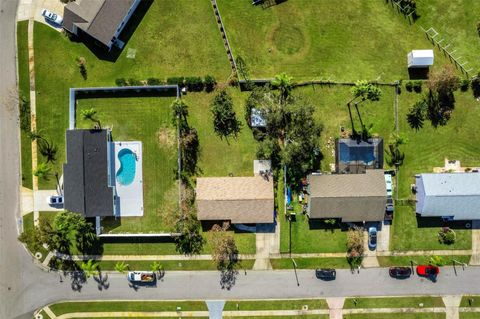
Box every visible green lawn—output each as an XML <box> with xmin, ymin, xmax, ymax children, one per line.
<box><xmin>397</xmin><ymin>90</ymin><xmax>480</xmax><ymax>199</ymax></box>
<box><xmin>460</xmin><ymin>313</ymin><xmax>480</xmax><ymax>319</ymax></box>
<box><xmin>343</xmin><ymin>314</ymin><xmax>445</xmax><ymax>319</ymax></box>
<box><xmin>271</xmin><ymin>257</ymin><xmax>350</xmax><ymax>269</ymax></box>
<box><xmin>91</xmin><ymin>259</ymin><xmax>255</xmax><ymax>271</ymax></box>
<box><xmin>226</xmin><ymin>317</ymin><xmax>327</xmax><ymax>319</ymax></box>
<box><xmin>344</xmin><ymin>297</ymin><xmax>444</xmax><ymax>309</ymax></box>
<box><xmin>49</xmin><ymin>301</ymin><xmax>208</xmax><ymax>315</ymax></box>
<box><xmin>75</xmin><ymin>96</ymin><xmax>178</xmax><ymax>234</ymax></box>
<box><xmin>217</xmin><ymin>0</ymin><xmax>452</xmax><ymax>81</ymax></box>
<box><xmin>224</xmin><ymin>299</ymin><xmax>328</xmax><ymax>311</ymax></box>
<box><xmin>460</xmin><ymin>296</ymin><xmax>480</xmax><ymax>307</ymax></box>
<box><xmin>416</xmin><ymin>0</ymin><xmax>480</xmax><ymax>74</ymax></box>
<box><xmin>17</xmin><ymin>21</ymin><xmax>32</xmax><ymax>189</ymax></box>
<box><xmin>377</xmin><ymin>255</ymin><xmax>471</xmax><ymax>267</ymax></box>
<box><xmin>182</xmin><ymin>89</ymin><xmax>258</xmax><ymax>177</ymax></box>
<box><xmin>390</xmin><ymin>206</ymin><xmax>472</xmax><ymax>251</ymax></box>
<box><xmin>34</xmin><ymin>0</ymin><xmax>230</xmax><ymax>189</ymax></box>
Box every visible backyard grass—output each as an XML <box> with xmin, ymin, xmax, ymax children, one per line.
<box><xmin>416</xmin><ymin>0</ymin><xmax>480</xmax><ymax>74</ymax></box>
<box><xmin>182</xmin><ymin>89</ymin><xmax>258</xmax><ymax>177</ymax></box>
<box><xmin>271</xmin><ymin>257</ymin><xmax>350</xmax><ymax>270</ymax></box>
<box><xmin>343</xmin><ymin>314</ymin><xmax>445</xmax><ymax>319</ymax></box>
<box><xmin>34</xmin><ymin>0</ymin><xmax>230</xmax><ymax>189</ymax></box>
<box><xmin>217</xmin><ymin>0</ymin><xmax>452</xmax><ymax>81</ymax></box>
<box><xmin>344</xmin><ymin>297</ymin><xmax>444</xmax><ymax>309</ymax></box>
<box><xmin>17</xmin><ymin>21</ymin><xmax>32</xmax><ymax>189</ymax></box>
<box><xmin>397</xmin><ymin>90</ymin><xmax>480</xmax><ymax>199</ymax></box>
<box><xmin>377</xmin><ymin>255</ymin><xmax>471</xmax><ymax>267</ymax></box>
<box><xmin>390</xmin><ymin>206</ymin><xmax>472</xmax><ymax>251</ymax></box>
<box><xmin>224</xmin><ymin>299</ymin><xmax>328</xmax><ymax>310</ymax></box>
<box><xmin>76</xmin><ymin>96</ymin><xmax>178</xmax><ymax>234</ymax></box>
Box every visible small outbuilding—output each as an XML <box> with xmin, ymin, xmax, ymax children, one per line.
<box><xmin>407</xmin><ymin>50</ymin><xmax>434</xmax><ymax>68</ymax></box>
<box><xmin>250</xmin><ymin>108</ymin><xmax>267</xmax><ymax>128</ymax></box>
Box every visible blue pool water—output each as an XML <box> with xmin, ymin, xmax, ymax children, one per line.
<box><xmin>339</xmin><ymin>143</ymin><xmax>375</xmax><ymax>164</ymax></box>
<box><xmin>116</xmin><ymin>148</ymin><xmax>136</xmax><ymax>186</ymax></box>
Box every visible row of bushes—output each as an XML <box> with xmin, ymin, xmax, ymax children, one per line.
<box><xmin>405</xmin><ymin>78</ymin><xmax>474</xmax><ymax>93</ymax></box>
<box><xmin>115</xmin><ymin>75</ymin><xmax>217</xmax><ymax>92</ymax></box>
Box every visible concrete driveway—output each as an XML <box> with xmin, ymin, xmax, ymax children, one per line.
<box><xmin>18</xmin><ymin>0</ymin><xmax>65</xmax><ymax>31</ymax></box>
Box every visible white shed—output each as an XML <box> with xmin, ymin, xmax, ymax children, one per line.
<box><xmin>407</xmin><ymin>50</ymin><xmax>434</xmax><ymax>68</ymax></box>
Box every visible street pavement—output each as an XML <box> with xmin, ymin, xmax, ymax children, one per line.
<box><xmin>1</xmin><ymin>0</ymin><xmax>480</xmax><ymax>318</ymax></box>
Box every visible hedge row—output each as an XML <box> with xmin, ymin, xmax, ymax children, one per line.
<box><xmin>115</xmin><ymin>75</ymin><xmax>217</xmax><ymax>92</ymax></box>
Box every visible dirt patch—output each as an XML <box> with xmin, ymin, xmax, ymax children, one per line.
<box><xmin>157</xmin><ymin>127</ymin><xmax>176</xmax><ymax>149</ymax></box>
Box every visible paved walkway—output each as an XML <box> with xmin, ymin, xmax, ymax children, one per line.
<box><xmin>443</xmin><ymin>295</ymin><xmax>462</xmax><ymax>319</ymax></box>
<box><xmin>377</xmin><ymin>222</ymin><xmax>390</xmax><ymax>252</ymax></box>
<box><xmin>470</xmin><ymin>221</ymin><xmax>480</xmax><ymax>265</ymax></box>
<box><xmin>43</xmin><ymin>306</ymin><xmax>56</xmax><ymax>319</ymax></box>
<box><xmin>21</xmin><ymin>187</ymin><xmax>33</xmax><ymax>214</ymax></box>
<box><xmin>326</xmin><ymin>297</ymin><xmax>345</xmax><ymax>319</ymax></box>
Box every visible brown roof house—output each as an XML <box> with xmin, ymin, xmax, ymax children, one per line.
<box><xmin>63</xmin><ymin>0</ymin><xmax>142</xmax><ymax>50</ymax></box>
<box><xmin>196</xmin><ymin>176</ymin><xmax>274</xmax><ymax>224</ymax></box>
<box><xmin>307</xmin><ymin>170</ymin><xmax>387</xmax><ymax>222</ymax></box>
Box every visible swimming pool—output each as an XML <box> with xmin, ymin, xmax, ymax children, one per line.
<box><xmin>116</xmin><ymin>148</ymin><xmax>136</xmax><ymax>186</ymax></box>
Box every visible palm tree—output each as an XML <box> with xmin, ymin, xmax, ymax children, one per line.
<box><xmin>80</xmin><ymin>259</ymin><xmax>100</xmax><ymax>278</ymax></box>
<box><xmin>81</xmin><ymin>108</ymin><xmax>101</xmax><ymax>129</ymax></box>
<box><xmin>271</xmin><ymin>73</ymin><xmax>294</xmax><ymax>104</ymax></box>
<box><xmin>171</xmin><ymin>99</ymin><xmax>189</xmax><ymax>123</ymax></box>
<box><xmin>114</xmin><ymin>261</ymin><xmax>129</xmax><ymax>273</ymax></box>
<box><xmin>150</xmin><ymin>261</ymin><xmax>164</xmax><ymax>278</ymax></box>
<box><xmin>28</xmin><ymin>130</ymin><xmax>57</xmax><ymax>163</ymax></box>
<box><xmin>33</xmin><ymin>162</ymin><xmax>51</xmax><ymax>180</ymax></box>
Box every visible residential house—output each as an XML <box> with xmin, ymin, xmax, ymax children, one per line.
<box><xmin>415</xmin><ymin>173</ymin><xmax>480</xmax><ymax>220</ymax></box>
<box><xmin>307</xmin><ymin>169</ymin><xmax>387</xmax><ymax>222</ymax></box>
<box><xmin>196</xmin><ymin>176</ymin><xmax>274</xmax><ymax>224</ymax></box>
<box><xmin>63</xmin><ymin>0</ymin><xmax>142</xmax><ymax>50</ymax></box>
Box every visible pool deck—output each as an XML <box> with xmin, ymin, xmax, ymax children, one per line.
<box><xmin>111</xmin><ymin>141</ymin><xmax>144</xmax><ymax>217</ymax></box>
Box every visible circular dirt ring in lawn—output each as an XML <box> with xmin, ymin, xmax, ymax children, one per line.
<box><xmin>271</xmin><ymin>24</ymin><xmax>306</xmax><ymax>55</ymax></box>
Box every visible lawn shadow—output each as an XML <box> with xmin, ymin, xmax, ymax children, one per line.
<box><xmin>408</xmin><ymin>67</ymin><xmax>429</xmax><ymax>80</ymax></box>
<box><xmin>415</xmin><ymin>215</ymin><xmax>472</xmax><ymax>230</ymax></box>
<box><xmin>99</xmin><ymin>235</ymin><xmax>176</xmax><ymax>245</ymax></box>
<box><xmin>307</xmin><ymin>218</ymin><xmax>349</xmax><ymax>232</ymax></box>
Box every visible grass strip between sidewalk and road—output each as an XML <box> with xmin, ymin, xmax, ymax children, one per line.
<box><xmin>343</xmin><ymin>314</ymin><xmax>445</xmax><ymax>319</ymax></box>
<box><xmin>344</xmin><ymin>297</ymin><xmax>445</xmax><ymax>309</ymax></box>
<box><xmin>460</xmin><ymin>296</ymin><xmax>480</xmax><ymax>307</ymax></box>
<box><xmin>224</xmin><ymin>299</ymin><xmax>328</xmax><ymax>310</ymax></box>
<box><xmin>271</xmin><ymin>257</ymin><xmax>350</xmax><ymax>269</ymax></box>
<box><xmin>460</xmin><ymin>313</ymin><xmax>480</xmax><ymax>319</ymax></box>
<box><xmin>377</xmin><ymin>255</ymin><xmax>471</xmax><ymax>267</ymax></box>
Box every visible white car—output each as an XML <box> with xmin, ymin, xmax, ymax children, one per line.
<box><xmin>41</xmin><ymin>9</ymin><xmax>63</xmax><ymax>25</ymax></box>
<box><xmin>47</xmin><ymin>195</ymin><xmax>64</xmax><ymax>206</ymax></box>
<box><xmin>384</xmin><ymin>174</ymin><xmax>393</xmax><ymax>197</ymax></box>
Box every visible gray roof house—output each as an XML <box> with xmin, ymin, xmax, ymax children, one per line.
<box><xmin>63</xmin><ymin>129</ymin><xmax>115</xmax><ymax>217</ymax></box>
<box><xmin>196</xmin><ymin>176</ymin><xmax>274</xmax><ymax>224</ymax></box>
<box><xmin>336</xmin><ymin>138</ymin><xmax>383</xmax><ymax>174</ymax></box>
<box><xmin>307</xmin><ymin>170</ymin><xmax>387</xmax><ymax>222</ymax></box>
<box><xmin>63</xmin><ymin>0</ymin><xmax>142</xmax><ymax>50</ymax></box>
<box><xmin>415</xmin><ymin>173</ymin><xmax>480</xmax><ymax>220</ymax></box>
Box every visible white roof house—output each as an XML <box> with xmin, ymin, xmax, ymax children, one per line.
<box><xmin>407</xmin><ymin>50</ymin><xmax>434</xmax><ymax>68</ymax></box>
<box><xmin>415</xmin><ymin>173</ymin><xmax>480</xmax><ymax>220</ymax></box>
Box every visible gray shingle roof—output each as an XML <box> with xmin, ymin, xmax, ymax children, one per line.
<box><xmin>63</xmin><ymin>129</ymin><xmax>114</xmax><ymax>217</ymax></box>
<box><xmin>308</xmin><ymin>170</ymin><xmax>387</xmax><ymax>222</ymax></box>
<box><xmin>64</xmin><ymin>0</ymin><xmax>137</xmax><ymax>47</ymax></box>
<box><xmin>416</xmin><ymin>173</ymin><xmax>480</xmax><ymax>219</ymax></box>
<box><xmin>196</xmin><ymin>177</ymin><xmax>274</xmax><ymax>224</ymax></box>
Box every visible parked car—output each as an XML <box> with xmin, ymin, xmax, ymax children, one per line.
<box><xmin>127</xmin><ymin>271</ymin><xmax>156</xmax><ymax>283</ymax></box>
<box><xmin>384</xmin><ymin>174</ymin><xmax>393</xmax><ymax>197</ymax></box>
<box><xmin>368</xmin><ymin>226</ymin><xmax>377</xmax><ymax>250</ymax></box>
<box><xmin>389</xmin><ymin>267</ymin><xmax>412</xmax><ymax>279</ymax></box>
<box><xmin>41</xmin><ymin>9</ymin><xmax>63</xmax><ymax>25</ymax></box>
<box><xmin>47</xmin><ymin>195</ymin><xmax>63</xmax><ymax>206</ymax></box>
<box><xmin>315</xmin><ymin>268</ymin><xmax>336</xmax><ymax>280</ymax></box>
<box><xmin>416</xmin><ymin>265</ymin><xmax>440</xmax><ymax>277</ymax></box>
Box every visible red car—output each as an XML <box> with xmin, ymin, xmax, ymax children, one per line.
<box><xmin>416</xmin><ymin>265</ymin><xmax>440</xmax><ymax>277</ymax></box>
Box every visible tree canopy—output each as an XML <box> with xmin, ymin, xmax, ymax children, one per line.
<box><xmin>210</xmin><ymin>90</ymin><xmax>242</xmax><ymax>140</ymax></box>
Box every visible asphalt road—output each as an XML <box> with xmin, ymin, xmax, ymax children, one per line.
<box><xmin>1</xmin><ymin>1</ymin><xmax>480</xmax><ymax>318</ymax></box>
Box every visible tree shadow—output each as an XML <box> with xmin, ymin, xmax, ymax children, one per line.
<box><xmin>219</xmin><ymin>268</ymin><xmax>239</xmax><ymax>290</ymax></box>
<box><xmin>408</xmin><ymin>68</ymin><xmax>429</xmax><ymax>80</ymax></box>
<box><xmin>69</xmin><ymin>271</ymin><xmax>87</xmax><ymax>292</ymax></box>
<box><xmin>93</xmin><ymin>270</ymin><xmax>110</xmax><ymax>291</ymax></box>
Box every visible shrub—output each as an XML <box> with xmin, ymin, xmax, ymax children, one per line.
<box><xmin>412</xmin><ymin>80</ymin><xmax>422</xmax><ymax>93</ymax></box>
<box><xmin>460</xmin><ymin>79</ymin><xmax>470</xmax><ymax>92</ymax></box>
<box><xmin>477</xmin><ymin>21</ymin><xmax>480</xmax><ymax>37</ymax></box>
<box><xmin>127</xmin><ymin>78</ymin><xmax>143</xmax><ymax>86</ymax></box>
<box><xmin>167</xmin><ymin>77</ymin><xmax>185</xmax><ymax>86</ymax></box>
<box><xmin>204</xmin><ymin>75</ymin><xmax>217</xmax><ymax>92</ymax></box>
<box><xmin>471</xmin><ymin>75</ymin><xmax>480</xmax><ymax>98</ymax></box>
<box><xmin>438</xmin><ymin>227</ymin><xmax>456</xmax><ymax>245</ymax></box>
<box><xmin>115</xmin><ymin>78</ymin><xmax>127</xmax><ymax>86</ymax></box>
<box><xmin>19</xmin><ymin>95</ymin><xmax>30</xmax><ymax>132</ymax></box>
<box><xmin>185</xmin><ymin>76</ymin><xmax>204</xmax><ymax>91</ymax></box>
<box><xmin>147</xmin><ymin>78</ymin><xmax>162</xmax><ymax>86</ymax></box>
<box><xmin>405</xmin><ymin>81</ymin><xmax>413</xmax><ymax>92</ymax></box>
